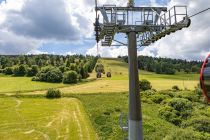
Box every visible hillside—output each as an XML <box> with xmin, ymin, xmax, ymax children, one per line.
<box><xmin>0</xmin><ymin>58</ymin><xmax>209</xmax><ymax>140</ymax></box>
<box><xmin>0</xmin><ymin>58</ymin><xmax>199</xmax><ymax>95</ymax></box>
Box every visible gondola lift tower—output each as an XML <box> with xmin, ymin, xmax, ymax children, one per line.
<box><xmin>94</xmin><ymin>0</ymin><xmax>191</xmax><ymax>139</ymax></box>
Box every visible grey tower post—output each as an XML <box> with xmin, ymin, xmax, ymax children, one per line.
<box><xmin>128</xmin><ymin>31</ymin><xmax>143</xmax><ymax>140</ymax></box>
<box><xmin>94</xmin><ymin>1</ymin><xmax>191</xmax><ymax>139</ymax></box>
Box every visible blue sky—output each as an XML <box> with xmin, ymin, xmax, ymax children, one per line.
<box><xmin>37</xmin><ymin>0</ymin><xmax>170</xmax><ymax>55</ymax></box>
<box><xmin>0</xmin><ymin>0</ymin><xmax>209</xmax><ymax>59</ymax></box>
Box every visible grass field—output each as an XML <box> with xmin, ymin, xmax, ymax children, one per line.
<box><xmin>0</xmin><ymin>58</ymin><xmax>199</xmax><ymax>95</ymax></box>
<box><xmin>0</xmin><ymin>58</ymin><xmax>208</xmax><ymax>140</ymax></box>
<box><xmin>0</xmin><ymin>97</ymin><xmax>98</xmax><ymax>140</ymax></box>
<box><xmin>71</xmin><ymin>92</ymin><xmax>210</xmax><ymax>140</ymax></box>
<box><xmin>101</xmin><ymin>58</ymin><xmax>199</xmax><ymax>90</ymax></box>
<box><xmin>0</xmin><ymin>76</ymin><xmax>67</xmax><ymax>93</ymax></box>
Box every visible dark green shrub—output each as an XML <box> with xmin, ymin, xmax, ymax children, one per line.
<box><xmin>174</xmin><ymin>90</ymin><xmax>200</xmax><ymax>102</ymax></box>
<box><xmin>164</xmin><ymin>129</ymin><xmax>209</xmax><ymax>140</ymax></box>
<box><xmin>139</xmin><ymin>79</ymin><xmax>152</xmax><ymax>91</ymax></box>
<box><xmin>4</xmin><ymin>67</ymin><xmax>13</xmax><ymax>75</ymax></box>
<box><xmin>34</xmin><ymin>66</ymin><xmax>52</xmax><ymax>81</ymax></box>
<box><xmin>13</xmin><ymin>65</ymin><xmax>27</xmax><ymax>76</ymax></box>
<box><xmin>63</xmin><ymin>71</ymin><xmax>78</xmax><ymax>84</ymax></box>
<box><xmin>27</xmin><ymin>65</ymin><xmax>39</xmax><ymax>77</ymax></box>
<box><xmin>159</xmin><ymin>98</ymin><xmax>193</xmax><ymax>126</ymax></box>
<box><xmin>0</xmin><ymin>69</ymin><xmax>4</xmax><ymax>73</ymax></box>
<box><xmin>151</xmin><ymin>94</ymin><xmax>169</xmax><ymax>104</ymax></box>
<box><xmin>100</xmin><ymin>126</ymin><xmax>113</xmax><ymax>135</ymax></box>
<box><xmin>46</xmin><ymin>69</ymin><xmax>63</xmax><ymax>83</ymax></box>
<box><xmin>183</xmin><ymin>117</ymin><xmax>210</xmax><ymax>133</ymax></box>
<box><xmin>70</xmin><ymin>64</ymin><xmax>76</xmax><ymax>71</ymax></box>
<box><xmin>59</xmin><ymin>66</ymin><xmax>66</xmax><ymax>73</ymax></box>
<box><xmin>162</xmin><ymin>98</ymin><xmax>193</xmax><ymax>120</ymax></box>
<box><xmin>159</xmin><ymin>106</ymin><xmax>181</xmax><ymax>126</ymax></box>
<box><xmin>141</xmin><ymin>90</ymin><xmax>156</xmax><ymax>97</ymax></box>
<box><xmin>157</xmin><ymin>90</ymin><xmax>175</xmax><ymax>98</ymax></box>
<box><xmin>34</xmin><ymin>67</ymin><xmax>62</xmax><ymax>83</ymax></box>
<box><xmin>172</xmin><ymin>85</ymin><xmax>180</xmax><ymax>91</ymax></box>
<box><xmin>94</xmin><ymin>115</ymin><xmax>107</xmax><ymax>125</ymax></box>
<box><xmin>77</xmin><ymin>74</ymin><xmax>82</xmax><ymax>81</ymax></box>
<box><xmin>168</xmin><ymin>98</ymin><xmax>192</xmax><ymax>113</ymax></box>
<box><xmin>46</xmin><ymin>89</ymin><xmax>61</xmax><ymax>99</ymax></box>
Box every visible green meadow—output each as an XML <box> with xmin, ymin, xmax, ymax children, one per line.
<box><xmin>0</xmin><ymin>58</ymin><xmax>199</xmax><ymax>95</ymax></box>
<box><xmin>0</xmin><ymin>97</ymin><xmax>98</xmax><ymax>140</ymax></box>
<box><xmin>0</xmin><ymin>58</ymin><xmax>208</xmax><ymax>140</ymax></box>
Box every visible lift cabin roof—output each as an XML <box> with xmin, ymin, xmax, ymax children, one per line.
<box><xmin>200</xmin><ymin>54</ymin><xmax>210</xmax><ymax>102</ymax></box>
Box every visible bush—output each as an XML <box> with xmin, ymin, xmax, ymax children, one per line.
<box><xmin>59</xmin><ymin>66</ymin><xmax>66</xmax><ymax>73</ymax></box>
<box><xmin>27</xmin><ymin>65</ymin><xmax>39</xmax><ymax>77</ymax></box>
<box><xmin>183</xmin><ymin>117</ymin><xmax>210</xmax><ymax>133</ymax></box>
<box><xmin>35</xmin><ymin>66</ymin><xmax>53</xmax><ymax>81</ymax></box>
<box><xmin>46</xmin><ymin>89</ymin><xmax>61</xmax><ymax>99</ymax></box>
<box><xmin>163</xmin><ymin>129</ymin><xmax>209</xmax><ymax>140</ymax></box>
<box><xmin>0</xmin><ymin>69</ymin><xmax>4</xmax><ymax>73</ymax></box>
<box><xmin>159</xmin><ymin>106</ymin><xmax>181</xmax><ymax>126</ymax></box>
<box><xmin>63</xmin><ymin>71</ymin><xmax>78</xmax><ymax>84</ymax></box>
<box><xmin>151</xmin><ymin>94</ymin><xmax>169</xmax><ymax>104</ymax></box>
<box><xmin>172</xmin><ymin>85</ymin><xmax>180</xmax><ymax>91</ymax></box>
<box><xmin>141</xmin><ymin>90</ymin><xmax>156</xmax><ymax>98</ymax></box>
<box><xmin>168</xmin><ymin>98</ymin><xmax>192</xmax><ymax>113</ymax></box>
<box><xmin>4</xmin><ymin>67</ymin><xmax>13</xmax><ymax>75</ymax></box>
<box><xmin>13</xmin><ymin>65</ymin><xmax>27</xmax><ymax>76</ymax></box>
<box><xmin>77</xmin><ymin>74</ymin><xmax>82</xmax><ymax>82</ymax></box>
<box><xmin>174</xmin><ymin>90</ymin><xmax>200</xmax><ymax>102</ymax></box>
<box><xmin>159</xmin><ymin>98</ymin><xmax>193</xmax><ymax>126</ymax></box>
<box><xmin>168</xmin><ymin>98</ymin><xmax>192</xmax><ymax>119</ymax></box>
<box><xmin>34</xmin><ymin>67</ymin><xmax>63</xmax><ymax>83</ymax></box>
<box><xmin>46</xmin><ymin>69</ymin><xmax>63</xmax><ymax>83</ymax></box>
<box><xmin>139</xmin><ymin>79</ymin><xmax>152</xmax><ymax>91</ymax></box>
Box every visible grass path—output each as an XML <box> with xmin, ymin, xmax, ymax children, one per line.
<box><xmin>0</xmin><ymin>97</ymin><xmax>98</xmax><ymax>140</ymax></box>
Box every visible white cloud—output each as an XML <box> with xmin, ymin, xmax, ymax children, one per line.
<box><xmin>86</xmin><ymin>42</ymin><xmax>143</xmax><ymax>58</ymax></box>
<box><xmin>27</xmin><ymin>50</ymin><xmax>48</xmax><ymax>55</ymax></box>
<box><xmin>0</xmin><ymin>0</ymin><xmax>209</xmax><ymax>60</ymax></box>
<box><xmin>66</xmin><ymin>51</ymin><xmax>76</xmax><ymax>56</ymax></box>
<box><xmin>87</xmin><ymin>0</ymin><xmax>210</xmax><ymax>60</ymax></box>
<box><xmin>0</xmin><ymin>0</ymin><xmax>128</xmax><ymax>55</ymax></box>
<box><xmin>0</xmin><ymin>30</ymin><xmax>41</xmax><ymax>55</ymax></box>
<box><xmin>145</xmin><ymin>0</ymin><xmax>210</xmax><ymax>60</ymax></box>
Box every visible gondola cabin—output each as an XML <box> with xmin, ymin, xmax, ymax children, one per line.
<box><xmin>200</xmin><ymin>54</ymin><xmax>210</xmax><ymax>102</ymax></box>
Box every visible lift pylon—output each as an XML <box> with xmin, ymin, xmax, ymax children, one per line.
<box><xmin>94</xmin><ymin>1</ymin><xmax>191</xmax><ymax>140</ymax></box>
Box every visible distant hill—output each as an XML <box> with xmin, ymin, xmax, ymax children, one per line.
<box><xmin>120</xmin><ymin>56</ymin><xmax>202</xmax><ymax>75</ymax></box>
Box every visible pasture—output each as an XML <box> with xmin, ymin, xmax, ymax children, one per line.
<box><xmin>0</xmin><ymin>76</ymin><xmax>66</xmax><ymax>93</ymax></box>
<box><xmin>0</xmin><ymin>58</ymin><xmax>204</xmax><ymax>140</ymax></box>
<box><xmin>0</xmin><ymin>97</ymin><xmax>98</xmax><ymax>140</ymax></box>
<box><xmin>0</xmin><ymin>58</ymin><xmax>199</xmax><ymax>95</ymax></box>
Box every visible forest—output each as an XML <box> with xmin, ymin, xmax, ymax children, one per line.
<box><xmin>0</xmin><ymin>55</ymin><xmax>98</xmax><ymax>84</ymax></box>
<box><xmin>120</xmin><ymin>56</ymin><xmax>202</xmax><ymax>75</ymax></box>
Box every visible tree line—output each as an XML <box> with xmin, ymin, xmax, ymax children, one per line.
<box><xmin>120</xmin><ymin>56</ymin><xmax>202</xmax><ymax>75</ymax></box>
<box><xmin>0</xmin><ymin>55</ymin><xmax>98</xmax><ymax>83</ymax></box>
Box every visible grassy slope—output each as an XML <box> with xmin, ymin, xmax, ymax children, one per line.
<box><xmin>0</xmin><ymin>58</ymin><xmax>199</xmax><ymax>94</ymax></box>
<box><xmin>0</xmin><ymin>97</ymin><xmax>98</xmax><ymax>140</ymax></box>
<box><xmin>0</xmin><ymin>76</ymin><xmax>66</xmax><ymax>93</ymax></box>
<box><xmin>101</xmin><ymin>58</ymin><xmax>199</xmax><ymax>90</ymax></box>
<box><xmin>72</xmin><ymin>93</ymin><xmax>208</xmax><ymax>140</ymax></box>
<box><xmin>0</xmin><ymin>58</ymin><xmax>206</xmax><ymax>140</ymax></box>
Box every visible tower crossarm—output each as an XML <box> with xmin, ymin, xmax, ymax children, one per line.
<box><xmin>95</xmin><ymin>5</ymin><xmax>190</xmax><ymax>47</ymax></box>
